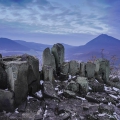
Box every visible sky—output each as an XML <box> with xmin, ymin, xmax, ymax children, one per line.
<box><xmin>0</xmin><ymin>0</ymin><xmax>120</xmax><ymax>46</ymax></box>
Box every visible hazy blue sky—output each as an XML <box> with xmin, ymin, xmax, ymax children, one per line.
<box><xmin>0</xmin><ymin>0</ymin><xmax>120</xmax><ymax>46</ymax></box>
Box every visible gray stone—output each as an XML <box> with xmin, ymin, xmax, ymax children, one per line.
<box><xmin>76</xmin><ymin>77</ymin><xmax>89</xmax><ymax>94</ymax></box>
<box><xmin>51</xmin><ymin>43</ymin><xmax>64</xmax><ymax>69</ymax></box>
<box><xmin>43</xmin><ymin>65</ymin><xmax>54</xmax><ymax>82</ymax></box>
<box><xmin>60</xmin><ymin>62</ymin><xmax>69</xmax><ymax>75</ymax></box>
<box><xmin>66</xmin><ymin>80</ymin><xmax>79</xmax><ymax>93</ymax></box>
<box><xmin>85</xmin><ymin>95</ymin><xmax>100</xmax><ymax>103</ymax></box>
<box><xmin>85</xmin><ymin>62</ymin><xmax>95</xmax><ymax>79</ymax></box>
<box><xmin>94</xmin><ymin>59</ymin><xmax>110</xmax><ymax>83</ymax></box>
<box><xmin>59</xmin><ymin>112</ymin><xmax>71</xmax><ymax>120</ymax></box>
<box><xmin>0</xmin><ymin>66</ymin><xmax>7</xmax><ymax>89</ymax></box>
<box><xmin>0</xmin><ymin>89</ymin><xmax>14</xmax><ymax>112</ymax></box>
<box><xmin>4</xmin><ymin>61</ymin><xmax>28</xmax><ymax>106</ymax></box>
<box><xmin>21</xmin><ymin>54</ymin><xmax>40</xmax><ymax>94</ymax></box>
<box><xmin>21</xmin><ymin>54</ymin><xmax>40</xmax><ymax>82</ymax></box>
<box><xmin>99</xmin><ymin>59</ymin><xmax>110</xmax><ymax>83</ymax></box>
<box><xmin>63</xmin><ymin>90</ymin><xmax>76</xmax><ymax>98</ymax></box>
<box><xmin>43</xmin><ymin>81</ymin><xmax>57</xmax><ymax>98</ymax></box>
<box><xmin>89</xmin><ymin>80</ymin><xmax>104</xmax><ymax>92</ymax></box>
<box><xmin>80</xmin><ymin>62</ymin><xmax>86</xmax><ymax>77</ymax></box>
<box><xmin>98</xmin><ymin>103</ymin><xmax>114</xmax><ymax>115</ymax></box>
<box><xmin>112</xmin><ymin>77</ymin><xmax>119</xmax><ymax>82</ymax></box>
<box><xmin>42</xmin><ymin>48</ymin><xmax>56</xmax><ymax>71</ymax></box>
<box><xmin>69</xmin><ymin>60</ymin><xmax>80</xmax><ymax>76</ymax></box>
<box><xmin>94</xmin><ymin>58</ymin><xmax>102</xmax><ymax>73</ymax></box>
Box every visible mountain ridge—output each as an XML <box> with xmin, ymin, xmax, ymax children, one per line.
<box><xmin>0</xmin><ymin>38</ymin><xmax>30</xmax><ymax>51</ymax></box>
<box><xmin>0</xmin><ymin>34</ymin><xmax>120</xmax><ymax>64</ymax></box>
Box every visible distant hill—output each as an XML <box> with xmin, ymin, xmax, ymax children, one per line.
<box><xmin>15</xmin><ymin>40</ymin><xmax>52</xmax><ymax>51</ymax></box>
<box><xmin>66</xmin><ymin>34</ymin><xmax>120</xmax><ymax>64</ymax></box>
<box><xmin>0</xmin><ymin>38</ymin><xmax>30</xmax><ymax>51</ymax></box>
<box><xmin>15</xmin><ymin>40</ymin><xmax>74</xmax><ymax>51</ymax></box>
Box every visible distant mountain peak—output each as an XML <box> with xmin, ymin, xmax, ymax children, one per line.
<box><xmin>96</xmin><ymin>34</ymin><xmax>110</xmax><ymax>38</ymax></box>
<box><xmin>85</xmin><ymin>34</ymin><xmax>120</xmax><ymax>47</ymax></box>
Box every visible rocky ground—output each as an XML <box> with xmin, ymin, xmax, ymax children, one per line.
<box><xmin>0</xmin><ymin>44</ymin><xmax>119</xmax><ymax>120</ymax></box>
<box><xmin>1</xmin><ymin>76</ymin><xmax>120</xmax><ymax>120</ymax></box>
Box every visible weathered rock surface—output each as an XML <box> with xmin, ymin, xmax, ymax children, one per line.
<box><xmin>66</xmin><ymin>80</ymin><xmax>79</xmax><ymax>93</ymax></box>
<box><xmin>21</xmin><ymin>54</ymin><xmax>40</xmax><ymax>82</ymax></box>
<box><xmin>98</xmin><ymin>103</ymin><xmax>114</xmax><ymax>115</ymax></box>
<box><xmin>1</xmin><ymin>44</ymin><xmax>120</xmax><ymax>120</ymax></box>
<box><xmin>43</xmin><ymin>65</ymin><xmax>54</xmax><ymax>81</ymax></box>
<box><xmin>43</xmin><ymin>81</ymin><xmax>57</xmax><ymax>99</ymax></box>
<box><xmin>69</xmin><ymin>60</ymin><xmax>80</xmax><ymax>76</ymax></box>
<box><xmin>0</xmin><ymin>89</ymin><xmax>14</xmax><ymax>112</ymax></box>
<box><xmin>85</xmin><ymin>62</ymin><xmax>95</xmax><ymax>79</ymax></box>
<box><xmin>51</xmin><ymin>43</ymin><xmax>64</xmax><ymax>69</ymax></box>
<box><xmin>42</xmin><ymin>47</ymin><xmax>56</xmax><ymax>71</ymax></box>
<box><xmin>0</xmin><ymin>65</ymin><xmax>7</xmax><ymax>89</ymax></box>
<box><xmin>76</xmin><ymin>77</ymin><xmax>89</xmax><ymax>94</ymax></box>
<box><xmin>60</xmin><ymin>62</ymin><xmax>69</xmax><ymax>75</ymax></box>
<box><xmin>99</xmin><ymin>59</ymin><xmax>110</xmax><ymax>83</ymax></box>
<box><xmin>80</xmin><ymin>62</ymin><xmax>86</xmax><ymax>77</ymax></box>
<box><xmin>63</xmin><ymin>90</ymin><xmax>76</xmax><ymax>98</ymax></box>
<box><xmin>21</xmin><ymin>54</ymin><xmax>40</xmax><ymax>94</ymax></box>
<box><xmin>89</xmin><ymin>80</ymin><xmax>104</xmax><ymax>92</ymax></box>
<box><xmin>4</xmin><ymin>61</ymin><xmax>28</xmax><ymax>106</ymax></box>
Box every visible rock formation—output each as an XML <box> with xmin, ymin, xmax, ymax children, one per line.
<box><xmin>85</xmin><ymin>62</ymin><xmax>95</xmax><ymax>79</ymax></box>
<box><xmin>5</xmin><ymin>61</ymin><xmax>29</xmax><ymax>106</ymax></box>
<box><xmin>42</xmin><ymin>47</ymin><xmax>56</xmax><ymax>71</ymax></box>
<box><xmin>0</xmin><ymin>43</ymin><xmax>120</xmax><ymax>120</ymax></box>
<box><xmin>51</xmin><ymin>43</ymin><xmax>64</xmax><ymax>70</ymax></box>
<box><xmin>69</xmin><ymin>60</ymin><xmax>80</xmax><ymax>76</ymax></box>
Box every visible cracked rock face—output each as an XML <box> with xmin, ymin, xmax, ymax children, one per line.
<box><xmin>51</xmin><ymin>43</ymin><xmax>64</xmax><ymax>69</ymax></box>
<box><xmin>42</xmin><ymin>48</ymin><xmax>56</xmax><ymax>71</ymax></box>
<box><xmin>4</xmin><ymin>61</ymin><xmax>28</xmax><ymax>106</ymax></box>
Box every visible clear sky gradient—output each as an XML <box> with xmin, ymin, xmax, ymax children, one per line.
<box><xmin>0</xmin><ymin>0</ymin><xmax>120</xmax><ymax>46</ymax></box>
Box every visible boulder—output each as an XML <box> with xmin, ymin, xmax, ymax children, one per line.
<box><xmin>94</xmin><ymin>59</ymin><xmax>110</xmax><ymax>83</ymax></box>
<box><xmin>63</xmin><ymin>90</ymin><xmax>76</xmax><ymax>98</ymax></box>
<box><xmin>85</xmin><ymin>62</ymin><xmax>95</xmax><ymax>79</ymax></box>
<box><xmin>66</xmin><ymin>80</ymin><xmax>79</xmax><ymax>93</ymax></box>
<box><xmin>0</xmin><ymin>89</ymin><xmax>14</xmax><ymax>112</ymax></box>
<box><xmin>94</xmin><ymin>59</ymin><xmax>102</xmax><ymax>73</ymax></box>
<box><xmin>89</xmin><ymin>80</ymin><xmax>104</xmax><ymax>92</ymax></box>
<box><xmin>21</xmin><ymin>54</ymin><xmax>40</xmax><ymax>94</ymax></box>
<box><xmin>4</xmin><ymin>61</ymin><xmax>28</xmax><ymax>106</ymax></box>
<box><xmin>43</xmin><ymin>81</ymin><xmax>57</xmax><ymax>99</ymax></box>
<box><xmin>51</xmin><ymin>43</ymin><xmax>64</xmax><ymax>69</ymax></box>
<box><xmin>42</xmin><ymin>48</ymin><xmax>56</xmax><ymax>71</ymax></box>
<box><xmin>69</xmin><ymin>60</ymin><xmax>80</xmax><ymax>76</ymax></box>
<box><xmin>21</xmin><ymin>54</ymin><xmax>40</xmax><ymax>82</ymax></box>
<box><xmin>60</xmin><ymin>62</ymin><xmax>69</xmax><ymax>75</ymax></box>
<box><xmin>43</xmin><ymin>65</ymin><xmax>54</xmax><ymax>82</ymax></box>
<box><xmin>80</xmin><ymin>62</ymin><xmax>86</xmax><ymax>77</ymax></box>
<box><xmin>99</xmin><ymin>59</ymin><xmax>110</xmax><ymax>83</ymax></box>
<box><xmin>76</xmin><ymin>77</ymin><xmax>89</xmax><ymax>94</ymax></box>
